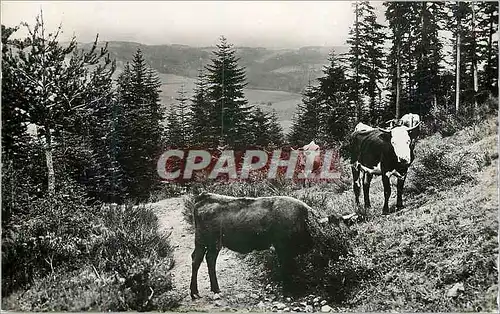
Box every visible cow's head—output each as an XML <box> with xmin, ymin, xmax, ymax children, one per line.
<box><xmin>400</xmin><ymin>113</ymin><xmax>421</xmax><ymax>128</ymax></box>
<box><xmin>379</xmin><ymin>123</ymin><xmax>420</xmax><ymax>165</ymax></box>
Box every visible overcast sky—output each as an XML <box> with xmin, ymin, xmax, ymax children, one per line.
<box><xmin>2</xmin><ymin>1</ymin><xmax>386</xmax><ymax>48</ymax></box>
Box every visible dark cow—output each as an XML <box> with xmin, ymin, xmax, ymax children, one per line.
<box><xmin>189</xmin><ymin>192</ymin><xmax>354</xmax><ymax>299</ymax></box>
<box><xmin>350</xmin><ymin>119</ymin><xmax>420</xmax><ymax>215</ymax></box>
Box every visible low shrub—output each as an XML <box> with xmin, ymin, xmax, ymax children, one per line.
<box><xmin>408</xmin><ymin>140</ymin><xmax>476</xmax><ymax>194</ymax></box>
<box><xmin>2</xmin><ymin>181</ymin><xmax>97</xmax><ymax>295</ymax></box>
<box><xmin>5</xmin><ymin>262</ymin><xmax>180</xmax><ymax>312</ymax></box>
<box><xmin>3</xmin><ymin>186</ymin><xmax>181</xmax><ymax>311</ymax></box>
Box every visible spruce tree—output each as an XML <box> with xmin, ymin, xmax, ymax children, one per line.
<box><xmin>385</xmin><ymin>1</ymin><xmax>418</xmax><ymax>118</ymax></box>
<box><xmin>165</xmin><ymin>86</ymin><xmax>191</xmax><ymax>147</ymax></box>
<box><xmin>288</xmin><ymin>84</ymin><xmax>322</xmax><ymax>146</ymax></box>
<box><xmin>205</xmin><ymin>36</ymin><xmax>254</xmax><ymax>149</ymax></box>
<box><xmin>250</xmin><ymin>107</ymin><xmax>284</xmax><ymax>148</ymax></box>
<box><xmin>190</xmin><ymin>69</ymin><xmax>216</xmax><ymax>147</ymax></box>
<box><xmin>346</xmin><ymin>1</ymin><xmax>386</xmax><ymax>123</ymax></box>
<box><xmin>165</xmin><ymin>107</ymin><xmax>184</xmax><ymax>148</ymax></box>
<box><xmin>414</xmin><ymin>2</ymin><xmax>444</xmax><ymax>116</ymax></box>
<box><xmin>317</xmin><ymin>52</ymin><xmax>355</xmax><ymax>145</ymax></box>
<box><xmin>116</xmin><ymin>49</ymin><xmax>163</xmax><ymax>201</ymax></box>
<box><xmin>266</xmin><ymin>110</ymin><xmax>285</xmax><ymax>147</ymax></box>
<box><xmin>477</xmin><ymin>2</ymin><xmax>498</xmax><ymax>96</ymax></box>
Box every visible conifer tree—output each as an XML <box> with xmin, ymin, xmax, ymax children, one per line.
<box><xmin>165</xmin><ymin>107</ymin><xmax>184</xmax><ymax>148</ymax></box>
<box><xmin>266</xmin><ymin>110</ymin><xmax>285</xmax><ymax>147</ymax></box>
<box><xmin>116</xmin><ymin>49</ymin><xmax>163</xmax><ymax>200</ymax></box>
<box><xmin>165</xmin><ymin>86</ymin><xmax>191</xmax><ymax>147</ymax></box>
<box><xmin>385</xmin><ymin>1</ymin><xmax>418</xmax><ymax>118</ymax></box>
<box><xmin>205</xmin><ymin>36</ymin><xmax>254</xmax><ymax>149</ymax></box>
<box><xmin>288</xmin><ymin>84</ymin><xmax>322</xmax><ymax>146</ymax></box>
<box><xmin>317</xmin><ymin>52</ymin><xmax>355</xmax><ymax>145</ymax></box>
<box><xmin>346</xmin><ymin>1</ymin><xmax>386</xmax><ymax>123</ymax></box>
<box><xmin>250</xmin><ymin>108</ymin><xmax>285</xmax><ymax>148</ymax></box>
<box><xmin>477</xmin><ymin>2</ymin><xmax>498</xmax><ymax>96</ymax></box>
<box><xmin>190</xmin><ymin>69</ymin><xmax>217</xmax><ymax>147</ymax></box>
<box><xmin>413</xmin><ymin>2</ymin><xmax>444</xmax><ymax>116</ymax></box>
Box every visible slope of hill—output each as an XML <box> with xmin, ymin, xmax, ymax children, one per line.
<box><xmin>80</xmin><ymin>41</ymin><xmax>347</xmax><ymax>93</ymax></box>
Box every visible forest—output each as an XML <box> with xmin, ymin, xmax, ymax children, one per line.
<box><xmin>1</xmin><ymin>1</ymin><xmax>498</xmax><ymax>312</ymax></box>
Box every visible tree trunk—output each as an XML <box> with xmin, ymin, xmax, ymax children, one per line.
<box><xmin>44</xmin><ymin>126</ymin><xmax>55</xmax><ymax>196</ymax></box>
<box><xmin>486</xmin><ymin>8</ymin><xmax>494</xmax><ymax>92</ymax></box>
<box><xmin>472</xmin><ymin>2</ymin><xmax>478</xmax><ymax>110</ymax></box>
<box><xmin>355</xmin><ymin>0</ymin><xmax>360</xmax><ymax>121</ymax></box>
<box><xmin>455</xmin><ymin>12</ymin><xmax>461</xmax><ymax>113</ymax></box>
<box><xmin>396</xmin><ymin>42</ymin><xmax>401</xmax><ymax>119</ymax></box>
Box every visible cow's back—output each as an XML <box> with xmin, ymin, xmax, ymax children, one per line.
<box><xmin>351</xmin><ymin>129</ymin><xmax>394</xmax><ymax>168</ymax></box>
<box><xmin>193</xmin><ymin>193</ymin><xmax>311</xmax><ymax>254</ymax></box>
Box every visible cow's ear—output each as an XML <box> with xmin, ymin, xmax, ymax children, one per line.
<box><xmin>408</xmin><ymin>127</ymin><xmax>420</xmax><ymax>140</ymax></box>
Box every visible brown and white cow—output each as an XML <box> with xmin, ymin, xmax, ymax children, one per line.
<box><xmin>350</xmin><ymin>117</ymin><xmax>421</xmax><ymax>215</ymax></box>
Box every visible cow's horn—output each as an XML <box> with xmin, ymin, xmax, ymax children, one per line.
<box><xmin>383</xmin><ymin>119</ymin><xmax>398</xmax><ymax>127</ymax></box>
<box><xmin>406</xmin><ymin>121</ymin><xmax>421</xmax><ymax>132</ymax></box>
<box><xmin>378</xmin><ymin>127</ymin><xmax>392</xmax><ymax>134</ymax></box>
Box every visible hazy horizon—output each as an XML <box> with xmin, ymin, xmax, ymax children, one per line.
<box><xmin>1</xmin><ymin>1</ymin><xmax>386</xmax><ymax>49</ymax></box>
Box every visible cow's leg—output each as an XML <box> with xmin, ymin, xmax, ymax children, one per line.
<box><xmin>352</xmin><ymin>166</ymin><xmax>361</xmax><ymax>206</ymax></box>
<box><xmin>206</xmin><ymin>243</ymin><xmax>221</xmax><ymax>294</ymax></box>
<box><xmin>396</xmin><ymin>176</ymin><xmax>406</xmax><ymax>210</ymax></box>
<box><xmin>362</xmin><ymin>172</ymin><xmax>373</xmax><ymax>209</ymax></box>
<box><xmin>190</xmin><ymin>243</ymin><xmax>207</xmax><ymax>299</ymax></box>
<box><xmin>274</xmin><ymin>244</ymin><xmax>297</xmax><ymax>285</ymax></box>
<box><xmin>382</xmin><ymin>175</ymin><xmax>391</xmax><ymax>215</ymax></box>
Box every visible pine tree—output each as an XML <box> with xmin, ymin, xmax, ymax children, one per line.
<box><xmin>317</xmin><ymin>52</ymin><xmax>355</xmax><ymax>146</ymax></box>
<box><xmin>346</xmin><ymin>1</ymin><xmax>386</xmax><ymax>123</ymax></box>
<box><xmin>413</xmin><ymin>2</ymin><xmax>444</xmax><ymax>116</ymax></box>
<box><xmin>116</xmin><ymin>49</ymin><xmax>163</xmax><ymax>201</ymax></box>
<box><xmin>205</xmin><ymin>36</ymin><xmax>254</xmax><ymax>149</ymax></box>
<box><xmin>190</xmin><ymin>69</ymin><xmax>217</xmax><ymax>147</ymax></box>
<box><xmin>477</xmin><ymin>2</ymin><xmax>498</xmax><ymax>96</ymax></box>
<box><xmin>288</xmin><ymin>84</ymin><xmax>322</xmax><ymax>146</ymax></box>
<box><xmin>250</xmin><ymin>108</ymin><xmax>284</xmax><ymax>148</ymax></box>
<box><xmin>165</xmin><ymin>86</ymin><xmax>191</xmax><ymax>147</ymax></box>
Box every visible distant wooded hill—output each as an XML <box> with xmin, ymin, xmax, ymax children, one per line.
<box><xmin>79</xmin><ymin>41</ymin><xmax>349</xmax><ymax>93</ymax></box>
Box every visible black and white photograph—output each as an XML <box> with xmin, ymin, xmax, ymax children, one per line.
<box><xmin>1</xmin><ymin>1</ymin><xmax>498</xmax><ymax>312</ymax></box>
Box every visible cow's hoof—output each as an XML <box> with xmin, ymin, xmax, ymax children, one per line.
<box><xmin>191</xmin><ymin>293</ymin><xmax>201</xmax><ymax>300</ymax></box>
<box><xmin>211</xmin><ymin>292</ymin><xmax>222</xmax><ymax>300</ymax></box>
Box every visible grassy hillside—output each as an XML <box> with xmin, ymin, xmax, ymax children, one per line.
<box><xmin>346</xmin><ymin>117</ymin><xmax>498</xmax><ymax>311</ymax></box>
<box><xmin>183</xmin><ymin>114</ymin><xmax>498</xmax><ymax>312</ymax></box>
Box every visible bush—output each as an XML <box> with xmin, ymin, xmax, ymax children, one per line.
<box><xmin>408</xmin><ymin>140</ymin><xmax>476</xmax><ymax>194</ymax></box>
<box><xmin>4</xmin><ymin>263</ymin><xmax>181</xmax><ymax>312</ymax></box>
<box><xmin>3</xmin><ymin>185</ymin><xmax>181</xmax><ymax>311</ymax></box>
<box><xmin>2</xmin><ymin>181</ymin><xmax>97</xmax><ymax>295</ymax></box>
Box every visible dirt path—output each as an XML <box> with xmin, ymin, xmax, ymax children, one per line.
<box><xmin>151</xmin><ymin>197</ymin><xmax>269</xmax><ymax>311</ymax></box>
